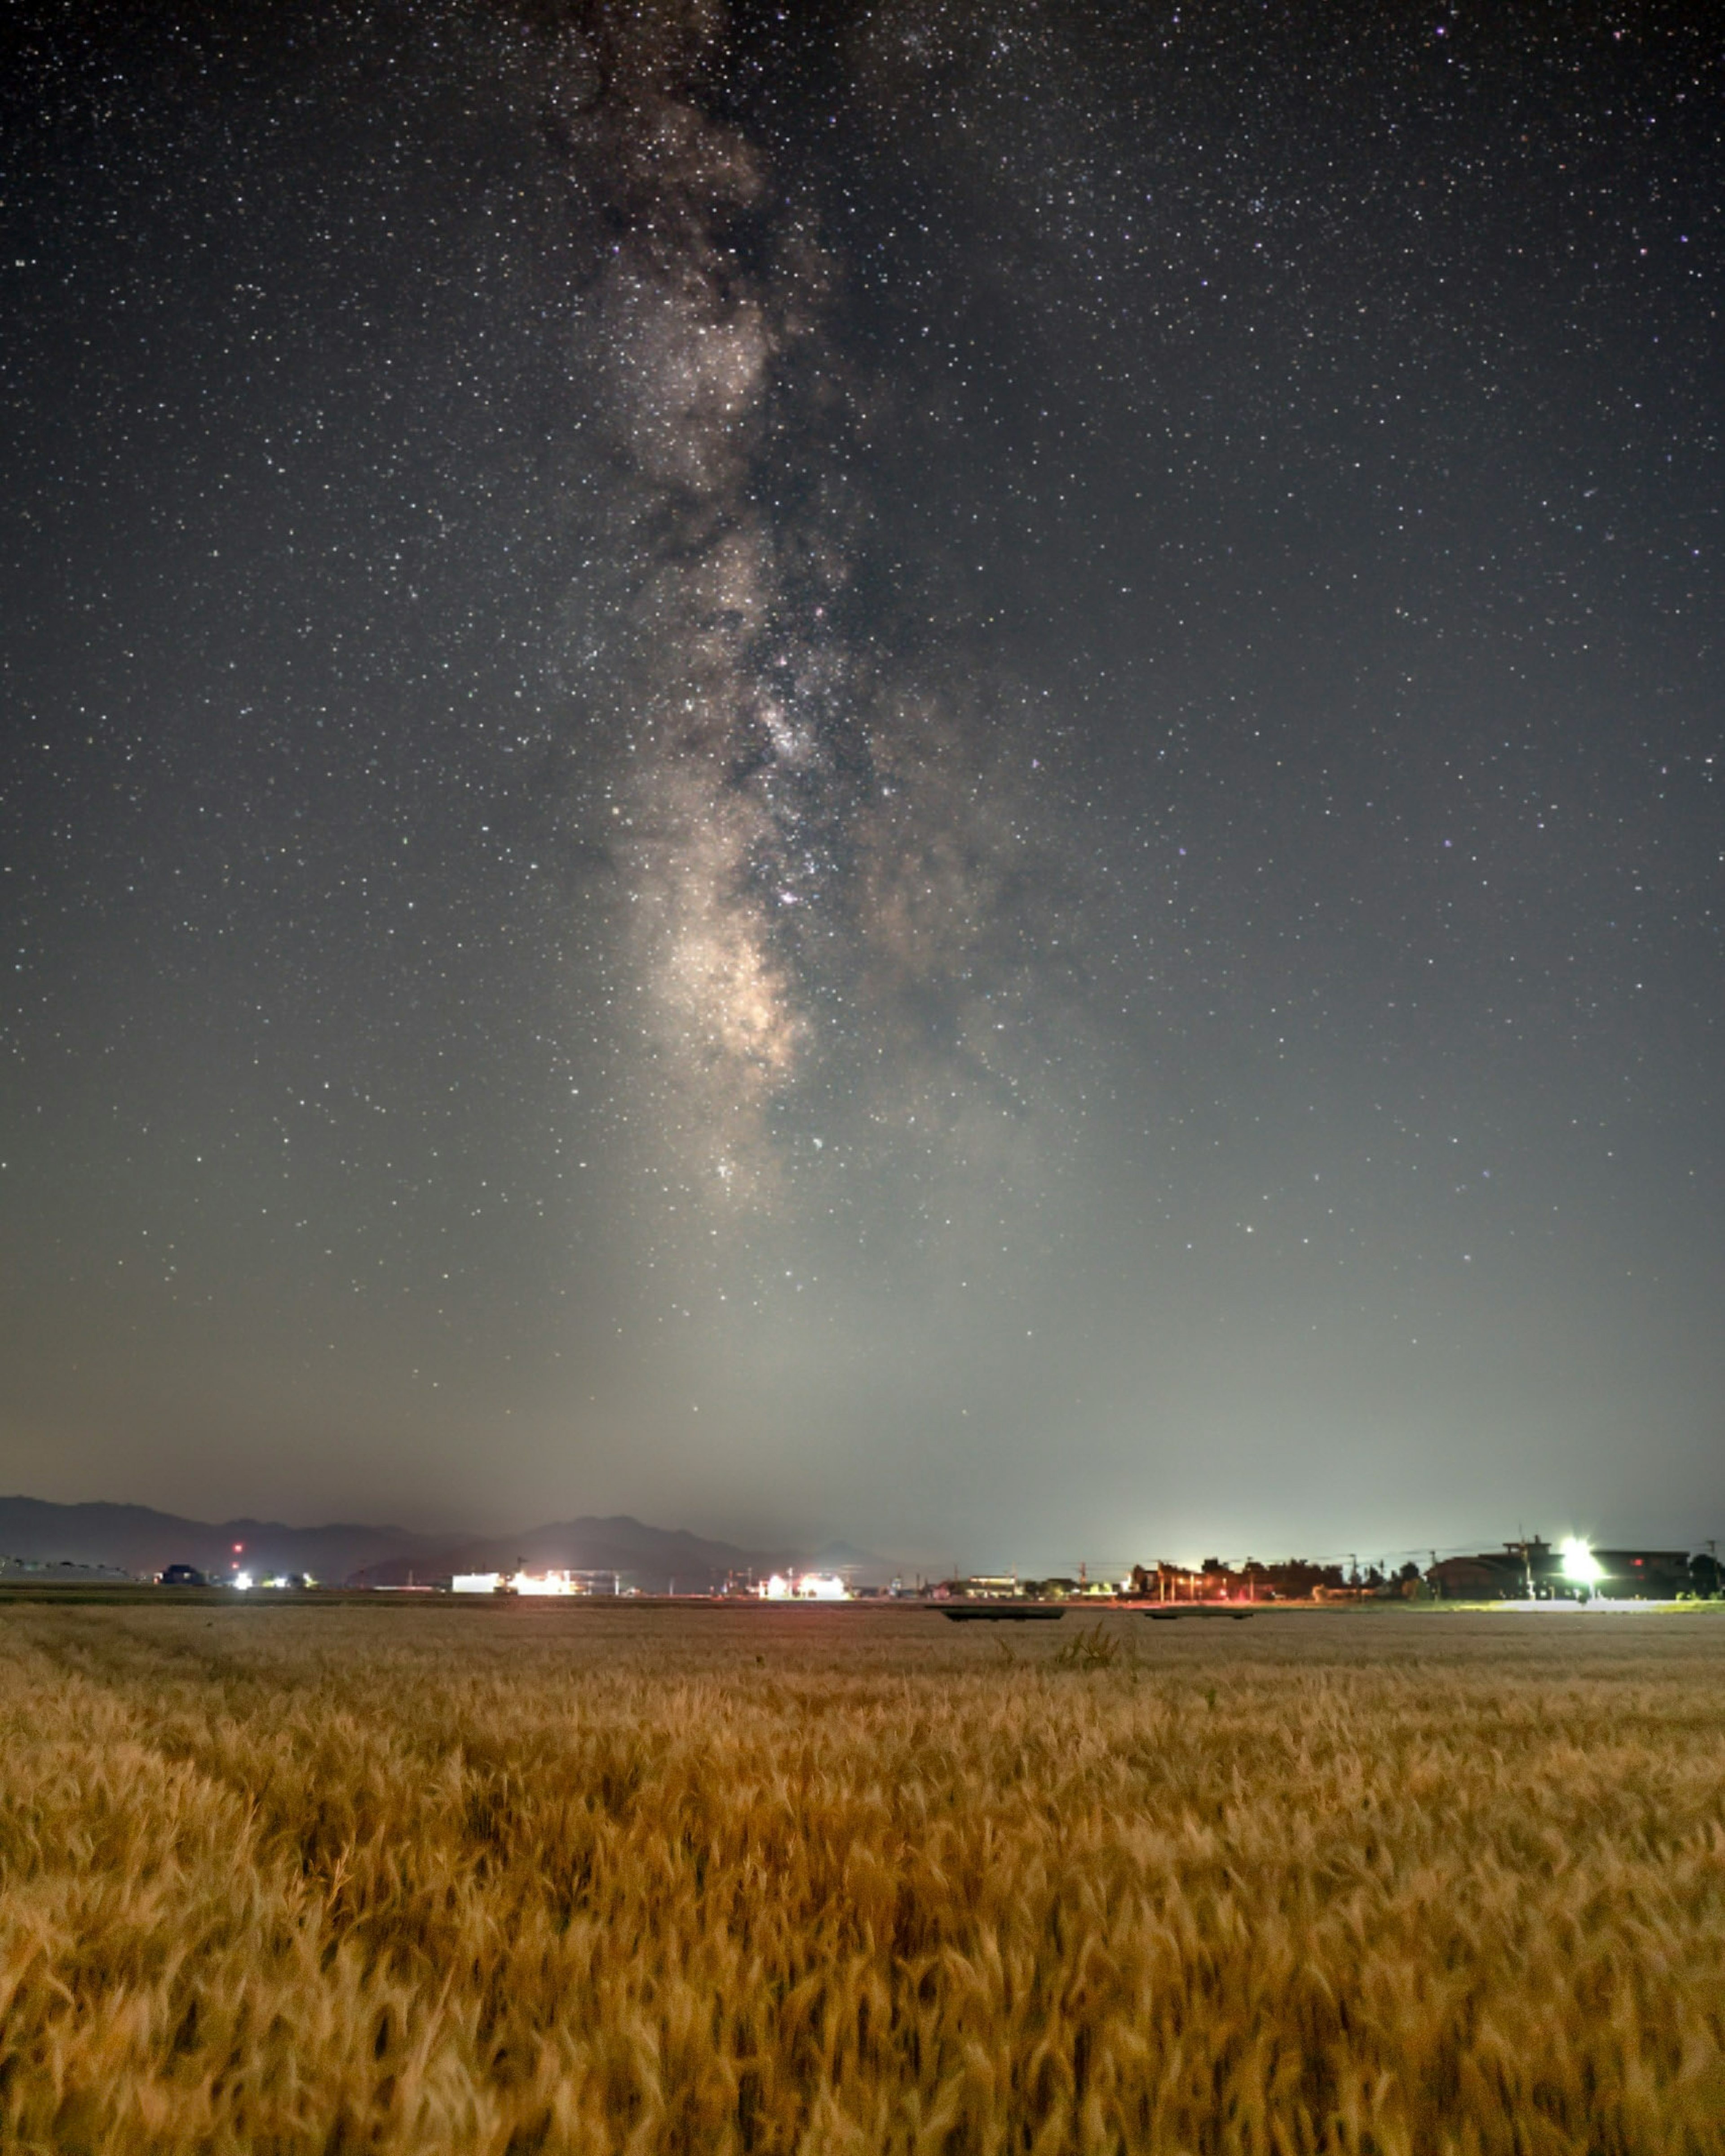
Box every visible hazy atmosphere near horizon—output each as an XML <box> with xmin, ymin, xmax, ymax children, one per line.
<box><xmin>2</xmin><ymin>0</ymin><xmax>1719</xmax><ymax>1571</ymax></box>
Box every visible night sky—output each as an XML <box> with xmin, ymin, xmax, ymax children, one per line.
<box><xmin>3</xmin><ymin>0</ymin><xmax>1720</xmax><ymax>1572</ymax></box>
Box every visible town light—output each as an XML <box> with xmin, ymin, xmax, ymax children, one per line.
<box><xmin>1559</xmin><ymin>1537</ymin><xmax>1602</xmax><ymax>1590</ymax></box>
<box><xmin>756</xmin><ymin>1572</ymin><xmax>849</xmax><ymax>1601</ymax></box>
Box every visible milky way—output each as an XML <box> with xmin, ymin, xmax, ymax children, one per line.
<box><xmin>529</xmin><ymin>2</ymin><xmax>1090</xmax><ymax>1217</ymax></box>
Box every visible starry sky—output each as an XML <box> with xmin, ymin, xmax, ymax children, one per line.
<box><xmin>3</xmin><ymin>0</ymin><xmax>1720</xmax><ymax>1572</ymax></box>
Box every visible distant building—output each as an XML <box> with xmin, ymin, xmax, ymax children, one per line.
<box><xmin>1128</xmin><ymin>1561</ymin><xmax>1247</xmax><ymax>1603</ymax></box>
<box><xmin>1425</xmin><ymin>1552</ymin><xmax>1522</xmax><ymax>1600</ymax></box>
<box><xmin>1424</xmin><ymin>1540</ymin><xmax>1563</xmax><ymax>1600</ymax></box>
<box><xmin>1590</xmin><ymin>1550</ymin><xmax>1693</xmax><ymax>1599</ymax></box>
<box><xmin>757</xmin><ymin>1572</ymin><xmax>849</xmax><ymax>1600</ymax></box>
<box><xmin>451</xmin><ymin>1568</ymin><xmax>616</xmax><ymax>1596</ymax></box>
<box><xmin>1424</xmin><ymin>1540</ymin><xmax>1702</xmax><ymax>1602</ymax></box>
<box><xmin>158</xmin><ymin>1564</ymin><xmax>208</xmax><ymax>1588</ymax></box>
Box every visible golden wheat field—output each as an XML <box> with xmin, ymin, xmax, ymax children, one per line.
<box><xmin>3</xmin><ymin>1600</ymin><xmax>1725</xmax><ymax>2155</ymax></box>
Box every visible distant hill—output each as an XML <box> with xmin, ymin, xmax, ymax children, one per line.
<box><xmin>0</xmin><ymin>1497</ymin><xmax>439</xmax><ymax>1584</ymax></box>
<box><xmin>806</xmin><ymin>1539</ymin><xmax>894</xmax><ymax>1583</ymax></box>
<box><xmin>0</xmin><ymin>1495</ymin><xmax>876</xmax><ymax>1592</ymax></box>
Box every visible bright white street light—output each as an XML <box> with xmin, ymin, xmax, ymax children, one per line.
<box><xmin>1559</xmin><ymin>1537</ymin><xmax>1602</xmax><ymax>1590</ymax></box>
